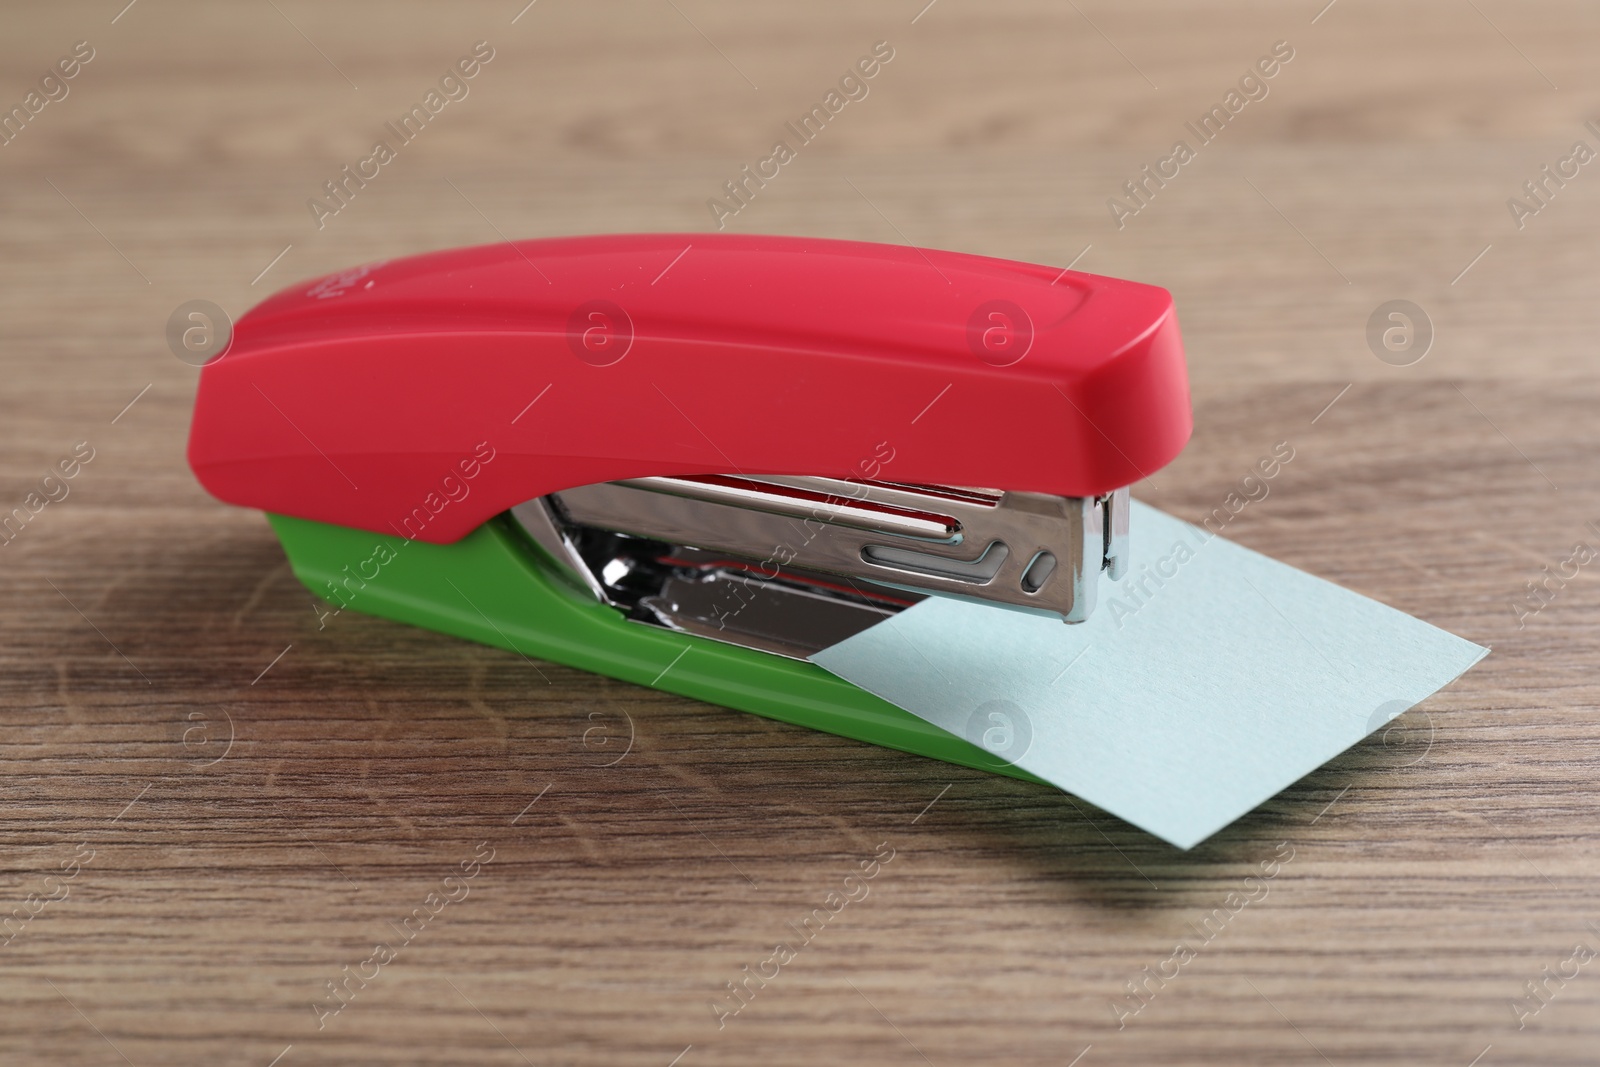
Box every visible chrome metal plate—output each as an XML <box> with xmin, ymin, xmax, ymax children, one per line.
<box><xmin>550</xmin><ymin>475</ymin><xmax>1105</xmax><ymax>622</ymax></box>
<box><xmin>508</xmin><ymin>476</ymin><xmax>1131</xmax><ymax>661</ymax></box>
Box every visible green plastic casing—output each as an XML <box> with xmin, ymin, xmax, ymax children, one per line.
<box><xmin>267</xmin><ymin>512</ymin><xmax>1045</xmax><ymax>784</ymax></box>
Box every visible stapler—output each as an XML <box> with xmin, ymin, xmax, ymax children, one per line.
<box><xmin>188</xmin><ymin>233</ymin><xmax>1190</xmax><ymax>778</ymax></box>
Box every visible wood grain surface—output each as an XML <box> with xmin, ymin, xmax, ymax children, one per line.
<box><xmin>3</xmin><ymin>2</ymin><xmax>1599</xmax><ymax>1064</ymax></box>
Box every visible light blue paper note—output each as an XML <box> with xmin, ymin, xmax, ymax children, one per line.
<box><xmin>811</xmin><ymin>502</ymin><xmax>1487</xmax><ymax>849</ymax></box>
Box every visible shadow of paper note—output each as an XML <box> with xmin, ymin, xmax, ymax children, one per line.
<box><xmin>811</xmin><ymin>501</ymin><xmax>1487</xmax><ymax>850</ymax></box>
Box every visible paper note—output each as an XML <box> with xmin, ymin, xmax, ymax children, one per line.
<box><xmin>811</xmin><ymin>502</ymin><xmax>1487</xmax><ymax>849</ymax></box>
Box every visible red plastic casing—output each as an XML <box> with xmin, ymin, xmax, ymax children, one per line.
<box><xmin>188</xmin><ymin>233</ymin><xmax>1190</xmax><ymax>544</ymax></box>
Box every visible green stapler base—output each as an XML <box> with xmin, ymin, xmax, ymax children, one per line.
<box><xmin>267</xmin><ymin>512</ymin><xmax>1043</xmax><ymax>785</ymax></box>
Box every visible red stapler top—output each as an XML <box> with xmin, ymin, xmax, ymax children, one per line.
<box><xmin>187</xmin><ymin>233</ymin><xmax>1190</xmax><ymax>544</ymax></box>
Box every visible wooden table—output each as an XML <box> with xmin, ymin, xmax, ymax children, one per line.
<box><xmin>3</xmin><ymin>1</ymin><xmax>1598</xmax><ymax>1063</ymax></box>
